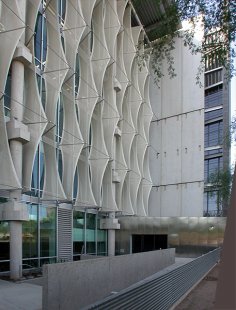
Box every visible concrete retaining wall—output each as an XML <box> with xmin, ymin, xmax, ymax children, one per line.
<box><xmin>43</xmin><ymin>248</ymin><xmax>175</xmax><ymax>310</ymax></box>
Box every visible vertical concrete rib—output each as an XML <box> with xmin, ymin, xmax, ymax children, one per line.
<box><xmin>8</xmin><ymin>0</ymin><xmax>29</xmax><ymax>280</ymax></box>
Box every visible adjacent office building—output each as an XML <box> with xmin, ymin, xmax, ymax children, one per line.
<box><xmin>0</xmin><ymin>0</ymin><xmax>228</xmax><ymax>279</ymax></box>
<box><xmin>204</xmin><ymin>40</ymin><xmax>230</xmax><ymax>216</ymax></box>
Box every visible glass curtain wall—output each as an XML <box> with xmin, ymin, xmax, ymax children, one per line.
<box><xmin>22</xmin><ymin>204</ymin><xmax>57</xmax><ymax>269</ymax></box>
<box><xmin>73</xmin><ymin>211</ymin><xmax>85</xmax><ymax>260</ymax></box>
<box><xmin>22</xmin><ymin>204</ymin><xmax>38</xmax><ymax>268</ymax></box>
<box><xmin>0</xmin><ymin>204</ymin><xmax>57</xmax><ymax>272</ymax></box>
<box><xmin>20</xmin><ymin>0</ymin><xmax>57</xmax><ymax>272</ymax></box>
<box><xmin>0</xmin><ymin>221</ymin><xmax>10</xmax><ymax>272</ymax></box>
<box><xmin>97</xmin><ymin>215</ymin><xmax>107</xmax><ymax>256</ymax></box>
<box><xmin>73</xmin><ymin>211</ymin><xmax>107</xmax><ymax>260</ymax></box>
<box><xmin>204</xmin><ymin>44</ymin><xmax>226</xmax><ymax>216</ymax></box>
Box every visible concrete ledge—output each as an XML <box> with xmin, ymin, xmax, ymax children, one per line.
<box><xmin>112</xmin><ymin>170</ymin><xmax>121</xmax><ymax>183</ymax></box>
<box><xmin>6</xmin><ymin>119</ymin><xmax>30</xmax><ymax>143</ymax></box>
<box><xmin>0</xmin><ymin>200</ymin><xmax>29</xmax><ymax>221</ymax></box>
<box><xmin>114</xmin><ymin>127</ymin><xmax>121</xmax><ymax>137</ymax></box>
<box><xmin>13</xmin><ymin>44</ymin><xmax>32</xmax><ymax>65</ymax></box>
<box><xmin>100</xmin><ymin>218</ymin><xmax>120</xmax><ymax>230</ymax></box>
<box><xmin>43</xmin><ymin>248</ymin><xmax>175</xmax><ymax>310</ymax></box>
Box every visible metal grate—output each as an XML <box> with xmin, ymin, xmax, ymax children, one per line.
<box><xmin>85</xmin><ymin>248</ymin><xmax>220</xmax><ymax>310</ymax></box>
<box><xmin>58</xmin><ymin>208</ymin><xmax>73</xmax><ymax>261</ymax></box>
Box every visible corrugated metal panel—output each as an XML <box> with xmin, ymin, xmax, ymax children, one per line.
<box><xmin>132</xmin><ymin>0</ymin><xmax>162</xmax><ymax>26</ymax></box>
<box><xmin>85</xmin><ymin>248</ymin><xmax>220</xmax><ymax>310</ymax></box>
<box><xmin>58</xmin><ymin>208</ymin><xmax>73</xmax><ymax>261</ymax></box>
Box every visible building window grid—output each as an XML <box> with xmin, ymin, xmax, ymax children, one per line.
<box><xmin>73</xmin><ymin>211</ymin><xmax>107</xmax><ymax>259</ymax></box>
<box><xmin>204</xmin><ymin>120</ymin><xmax>223</xmax><ymax>148</ymax></box>
<box><xmin>205</xmin><ymin>85</ymin><xmax>223</xmax><ymax>109</ymax></box>
<box><xmin>204</xmin><ymin>191</ymin><xmax>222</xmax><ymax>217</ymax></box>
<box><xmin>204</xmin><ymin>48</ymin><xmax>226</xmax><ymax>217</ymax></box>
<box><xmin>205</xmin><ymin>69</ymin><xmax>223</xmax><ymax>88</ymax></box>
<box><xmin>204</xmin><ymin>122</ymin><xmax>223</xmax><ymax>218</ymax></box>
<box><xmin>205</xmin><ymin>108</ymin><xmax>223</xmax><ymax>122</ymax></box>
<box><xmin>205</xmin><ymin>53</ymin><xmax>222</xmax><ymax>72</ymax></box>
<box><xmin>204</xmin><ymin>156</ymin><xmax>223</xmax><ymax>183</ymax></box>
<box><xmin>21</xmin><ymin>203</ymin><xmax>57</xmax><ymax>269</ymax></box>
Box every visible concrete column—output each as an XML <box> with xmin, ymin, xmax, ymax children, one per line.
<box><xmin>1</xmin><ymin>0</ymin><xmax>31</xmax><ymax>280</ymax></box>
<box><xmin>99</xmin><ymin>212</ymin><xmax>120</xmax><ymax>256</ymax></box>
<box><xmin>9</xmin><ymin>59</ymin><xmax>25</xmax><ymax>280</ymax></box>
<box><xmin>107</xmin><ymin>212</ymin><xmax>116</xmax><ymax>256</ymax></box>
<box><xmin>8</xmin><ymin>0</ymin><xmax>27</xmax><ymax>276</ymax></box>
<box><xmin>10</xmin><ymin>221</ymin><xmax>23</xmax><ymax>280</ymax></box>
<box><xmin>9</xmin><ymin>60</ymin><xmax>24</xmax><ymax>191</ymax></box>
<box><xmin>108</xmin><ymin>229</ymin><xmax>115</xmax><ymax>256</ymax></box>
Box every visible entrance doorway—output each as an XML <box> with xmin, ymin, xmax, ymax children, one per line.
<box><xmin>132</xmin><ymin>234</ymin><xmax>168</xmax><ymax>253</ymax></box>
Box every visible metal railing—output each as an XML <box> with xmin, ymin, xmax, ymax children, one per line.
<box><xmin>85</xmin><ymin>248</ymin><xmax>221</xmax><ymax>310</ymax></box>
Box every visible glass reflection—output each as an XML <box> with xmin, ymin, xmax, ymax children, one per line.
<box><xmin>97</xmin><ymin>217</ymin><xmax>107</xmax><ymax>256</ymax></box>
<box><xmin>34</xmin><ymin>6</ymin><xmax>47</xmax><ymax>70</ymax></box>
<box><xmin>31</xmin><ymin>143</ymin><xmax>45</xmax><ymax>197</ymax></box>
<box><xmin>73</xmin><ymin>211</ymin><xmax>107</xmax><ymax>259</ymax></box>
<box><xmin>0</xmin><ymin>222</ymin><xmax>9</xmax><ymax>260</ymax></box>
<box><xmin>86</xmin><ymin>213</ymin><xmax>96</xmax><ymax>254</ymax></box>
<box><xmin>23</xmin><ymin>204</ymin><xmax>38</xmax><ymax>259</ymax></box>
<box><xmin>40</xmin><ymin>206</ymin><xmax>56</xmax><ymax>257</ymax></box>
<box><xmin>73</xmin><ymin>211</ymin><xmax>85</xmax><ymax>258</ymax></box>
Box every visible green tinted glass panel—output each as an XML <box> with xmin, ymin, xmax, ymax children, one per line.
<box><xmin>86</xmin><ymin>213</ymin><xmax>96</xmax><ymax>254</ymax></box>
<box><xmin>97</xmin><ymin>217</ymin><xmax>107</xmax><ymax>255</ymax></box>
<box><xmin>73</xmin><ymin>211</ymin><xmax>85</xmax><ymax>255</ymax></box>
<box><xmin>40</xmin><ymin>206</ymin><xmax>56</xmax><ymax>257</ymax></box>
<box><xmin>23</xmin><ymin>204</ymin><xmax>38</xmax><ymax>258</ymax></box>
<box><xmin>0</xmin><ymin>222</ymin><xmax>9</xmax><ymax>260</ymax></box>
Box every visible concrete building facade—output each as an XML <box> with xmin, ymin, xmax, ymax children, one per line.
<box><xmin>0</xmin><ymin>0</ymin><xmax>227</xmax><ymax>280</ymax></box>
<box><xmin>0</xmin><ymin>0</ymin><xmax>154</xmax><ymax>279</ymax></box>
<box><xmin>148</xmin><ymin>35</ymin><xmax>205</xmax><ymax>217</ymax></box>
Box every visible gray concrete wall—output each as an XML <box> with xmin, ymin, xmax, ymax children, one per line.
<box><xmin>149</xmin><ymin>35</ymin><xmax>205</xmax><ymax>217</ymax></box>
<box><xmin>43</xmin><ymin>248</ymin><xmax>175</xmax><ymax>310</ymax></box>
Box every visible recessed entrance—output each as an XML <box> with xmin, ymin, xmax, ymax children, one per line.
<box><xmin>132</xmin><ymin>234</ymin><xmax>168</xmax><ymax>253</ymax></box>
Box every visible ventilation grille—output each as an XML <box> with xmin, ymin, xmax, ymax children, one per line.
<box><xmin>85</xmin><ymin>248</ymin><xmax>221</xmax><ymax>310</ymax></box>
<box><xmin>58</xmin><ymin>208</ymin><xmax>72</xmax><ymax>261</ymax></box>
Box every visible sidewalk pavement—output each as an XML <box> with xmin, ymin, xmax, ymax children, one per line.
<box><xmin>0</xmin><ymin>278</ymin><xmax>42</xmax><ymax>310</ymax></box>
<box><xmin>0</xmin><ymin>257</ymin><xmax>217</xmax><ymax>310</ymax></box>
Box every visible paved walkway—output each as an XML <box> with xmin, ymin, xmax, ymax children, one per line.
<box><xmin>0</xmin><ymin>259</ymin><xmax>193</xmax><ymax>310</ymax></box>
<box><xmin>0</xmin><ymin>257</ymin><xmax>216</xmax><ymax>310</ymax></box>
<box><xmin>0</xmin><ymin>279</ymin><xmax>42</xmax><ymax>310</ymax></box>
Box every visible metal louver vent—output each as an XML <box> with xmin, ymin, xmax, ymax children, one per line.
<box><xmin>58</xmin><ymin>208</ymin><xmax>73</xmax><ymax>261</ymax></box>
